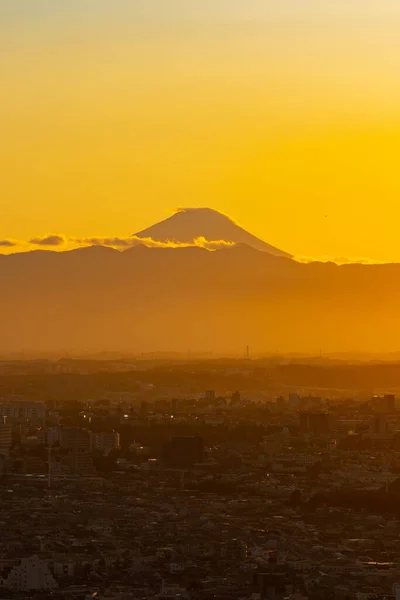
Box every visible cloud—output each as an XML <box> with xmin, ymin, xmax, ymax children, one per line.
<box><xmin>1</xmin><ymin>233</ymin><xmax>236</xmax><ymax>254</ymax></box>
<box><xmin>130</xmin><ymin>235</ymin><xmax>235</xmax><ymax>251</ymax></box>
<box><xmin>294</xmin><ymin>255</ymin><xmax>390</xmax><ymax>265</ymax></box>
<box><xmin>74</xmin><ymin>235</ymin><xmax>236</xmax><ymax>251</ymax></box>
<box><xmin>29</xmin><ymin>234</ymin><xmax>66</xmax><ymax>247</ymax></box>
<box><xmin>75</xmin><ymin>236</ymin><xmax>131</xmax><ymax>247</ymax></box>
<box><xmin>193</xmin><ymin>237</ymin><xmax>236</xmax><ymax>250</ymax></box>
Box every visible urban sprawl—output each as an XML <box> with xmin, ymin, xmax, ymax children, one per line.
<box><xmin>0</xmin><ymin>359</ymin><xmax>399</xmax><ymax>600</ymax></box>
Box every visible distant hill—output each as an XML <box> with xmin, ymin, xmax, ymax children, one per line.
<box><xmin>134</xmin><ymin>208</ymin><xmax>291</xmax><ymax>258</ymax></box>
<box><xmin>1</xmin><ymin>242</ymin><xmax>400</xmax><ymax>354</ymax></box>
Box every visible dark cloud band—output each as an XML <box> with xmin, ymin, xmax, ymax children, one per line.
<box><xmin>29</xmin><ymin>235</ymin><xmax>65</xmax><ymax>247</ymax></box>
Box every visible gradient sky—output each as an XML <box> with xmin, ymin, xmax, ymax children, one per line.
<box><xmin>2</xmin><ymin>1</ymin><xmax>400</xmax><ymax>260</ymax></box>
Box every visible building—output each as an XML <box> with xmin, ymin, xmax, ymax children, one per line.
<box><xmin>91</xmin><ymin>431</ymin><xmax>120</xmax><ymax>455</ymax></box>
<box><xmin>1</xmin><ymin>555</ymin><xmax>58</xmax><ymax>592</ymax></box>
<box><xmin>38</xmin><ymin>426</ymin><xmax>60</xmax><ymax>446</ymax></box>
<box><xmin>60</xmin><ymin>450</ymin><xmax>95</xmax><ymax>475</ymax></box>
<box><xmin>299</xmin><ymin>396</ymin><xmax>323</xmax><ymax>411</ymax></box>
<box><xmin>299</xmin><ymin>412</ymin><xmax>330</xmax><ymax>436</ymax></box>
<box><xmin>140</xmin><ymin>400</ymin><xmax>149</xmax><ymax>416</ymax></box>
<box><xmin>60</xmin><ymin>427</ymin><xmax>91</xmax><ymax>452</ymax></box>
<box><xmin>72</xmin><ymin>451</ymin><xmax>95</xmax><ymax>475</ymax></box>
<box><xmin>0</xmin><ymin>399</ymin><xmax>46</xmax><ymax>423</ymax></box>
<box><xmin>371</xmin><ymin>394</ymin><xmax>395</xmax><ymax>413</ymax></box>
<box><xmin>163</xmin><ymin>436</ymin><xmax>204</xmax><ymax>468</ymax></box>
<box><xmin>231</xmin><ymin>391</ymin><xmax>241</xmax><ymax>406</ymax></box>
<box><xmin>0</xmin><ymin>420</ymin><xmax>12</xmax><ymax>458</ymax></box>
<box><xmin>288</xmin><ymin>394</ymin><xmax>300</xmax><ymax>411</ymax></box>
<box><xmin>255</xmin><ymin>570</ymin><xmax>290</xmax><ymax>600</ymax></box>
<box><xmin>24</xmin><ymin>456</ymin><xmax>46</xmax><ymax>473</ymax></box>
<box><xmin>53</xmin><ymin>562</ymin><xmax>75</xmax><ymax>578</ymax></box>
<box><xmin>262</xmin><ymin>436</ymin><xmax>283</xmax><ymax>458</ymax></box>
<box><xmin>384</xmin><ymin>394</ymin><xmax>396</xmax><ymax>412</ymax></box>
<box><xmin>205</xmin><ymin>390</ymin><xmax>216</xmax><ymax>402</ymax></box>
<box><xmin>370</xmin><ymin>415</ymin><xmax>388</xmax><ymax>436</ymax></box>
<box><xmin>224</xmin><ymin>538</ymin><xmax>248</xmax><ymax>562</ymax></box>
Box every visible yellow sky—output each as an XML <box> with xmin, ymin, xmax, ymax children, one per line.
<box><xmin>2</xmin><ymin>1</ymin><xmax>400</xmax><ymax>260</ymax></box>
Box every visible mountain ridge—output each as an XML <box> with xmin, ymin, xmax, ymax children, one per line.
<box><xmin>0</xmin><ymin>242</ymin><xmax>400</xmax><ymax>353</ymax></box>
<box><xmin>1</xmin><ymin>209</ymin><xmax>400</xmax><ymax>354</ymax></box>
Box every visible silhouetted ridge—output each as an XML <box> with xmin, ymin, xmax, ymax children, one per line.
<box><xmin>1</xmin><ymin>243</ymin><xmax>400</xmax><ymax>353</ymax></box>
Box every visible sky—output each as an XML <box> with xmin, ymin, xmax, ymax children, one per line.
<box><xmin>2</xmin><ymin>1</ymin><xmax>400</xmax><ymax>261</ymax></box>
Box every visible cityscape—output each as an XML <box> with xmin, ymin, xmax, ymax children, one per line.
<box><xmin>0</xmin><ymin>359</ymin><xmax>399</xmax><ymax>599</ymax></box>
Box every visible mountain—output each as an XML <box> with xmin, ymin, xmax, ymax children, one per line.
<box><xmin>134</xmin><ymin>208</ymin><xmax>291</xmax><ymax>258</ymax></box>
<box><xmin>1</xmin><ymin>241</ymin><xmax>400</xmax><ymax>355</ymax></box>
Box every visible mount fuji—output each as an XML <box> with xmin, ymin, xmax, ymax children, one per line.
<box><xmin>134</xmin><ymin>208</ymin><xmax>291</xmax><ymax>258</ymax></box>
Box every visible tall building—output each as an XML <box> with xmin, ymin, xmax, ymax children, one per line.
<box><xmin>370</xmin><ymin>415</ymin><xmax>388</xmax><ymax>436</ymax></box>
<box><xmin>60</xmin><ymin>450</ymin><xmax>95</xmax><ymax>475</ymax></box>
<box><xmin>0</xmin><ymin>420</ymin><xmax>12</xmax><ymax>458</ymax></box>
<box><xmin>163</xmin><ymin>436</ymin><xmax>204</xmax><ymax>468</ymax></box>
<box><xmin>38</xmin><ymin>426</ymin><xmax>60</xmax><ymax>446</ymax></box>
<box><xmin>91</xmin><ymin>431</ymin><xmax>120</xmax><ymax>455</ymax></box>
<box><xmin>288</xmin><ymin>394</ymin><xmax>300</xmax><ymax>411</ymax></box>
<box><xmin>372</xmin><ymin>394</ymin><xmax>395</xmax><ymax>413</ymax></box>
<box><xmin>231</xmin><ymin>391</ymin><xmax>241</xmax><ymax>406</ymax></box>
<box><xmin>384</xmin><ymin>394</ymin><xmax>396</xmax><ymax>412</ymax></box>
<box><xmin>140</xmin><ymin>400</ymin><xmax>149</xmax><ymax>417</ymax></box>
<box><xmin>72</xmin><ymin>451</ymin><xmax>95</xmax><ymax>475</ymax></box>
<box><xmin>205</xmin><ymin>390</ymin><xmax>216</xmax><ymax>402</ymax></box>
<box><xmin>60</xmin><ymin>428</ymin><xmax>91</xmax><ymax>452</ymax></box>
<box><xmin>299</xmin><ymin>412</ymin><xmax>330</xmax><ymax>436</ymax></box>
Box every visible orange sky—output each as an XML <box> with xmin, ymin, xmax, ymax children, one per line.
<box><xmin>2</xmin><ymin>1</ymin><xmax>400</xmax><ymax>261</ymax></box>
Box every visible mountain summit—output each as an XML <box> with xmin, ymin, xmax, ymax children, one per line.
<box><xmin>133</xmin><ymin>208</ymin><xmax>291</xmax><ymax>258</ymax></box>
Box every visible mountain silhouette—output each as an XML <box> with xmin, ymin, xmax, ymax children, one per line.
<box><xmin>1</xmin><ymin>240</ymin><xmax>400</xmax><ymax>355</ymax></box>
<box><xmin>134</xmin><ymin>208</ymin><xmax>291</xmax><ymax>258</ymax></box>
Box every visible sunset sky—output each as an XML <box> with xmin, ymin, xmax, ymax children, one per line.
<box><xmin>2</xmin><ymin>1</ymin><xmax>400</xmax><ymax>261</ymax></box>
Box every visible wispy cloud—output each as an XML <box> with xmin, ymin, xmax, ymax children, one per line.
<box><xmin>74</xmin><ymin>235</ymin><xmax>236</xmax><ymax>251</ymax></box>
<box><xmin>294</xmin><ymin>255</ymin><xmax>391</xmax><ymax>265</ymax></box>
<box><xmin>75</xmin><ymin>236</ymin><xmax>131</xmax><ymax>248</ymax></box>
<box><xmin>29</xmin><ymin>234</ymin><xmax>66</xmax><ymax>247</ymax></box>
<box><xmin>0</xmin><ymin>234</ymin><xmax>235</xmax><ymax>254</ymax></box>
<box><xmin>130</xmin><ymin>235</ymin><xmax>235</xmax><ymax>251</ymax></box>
